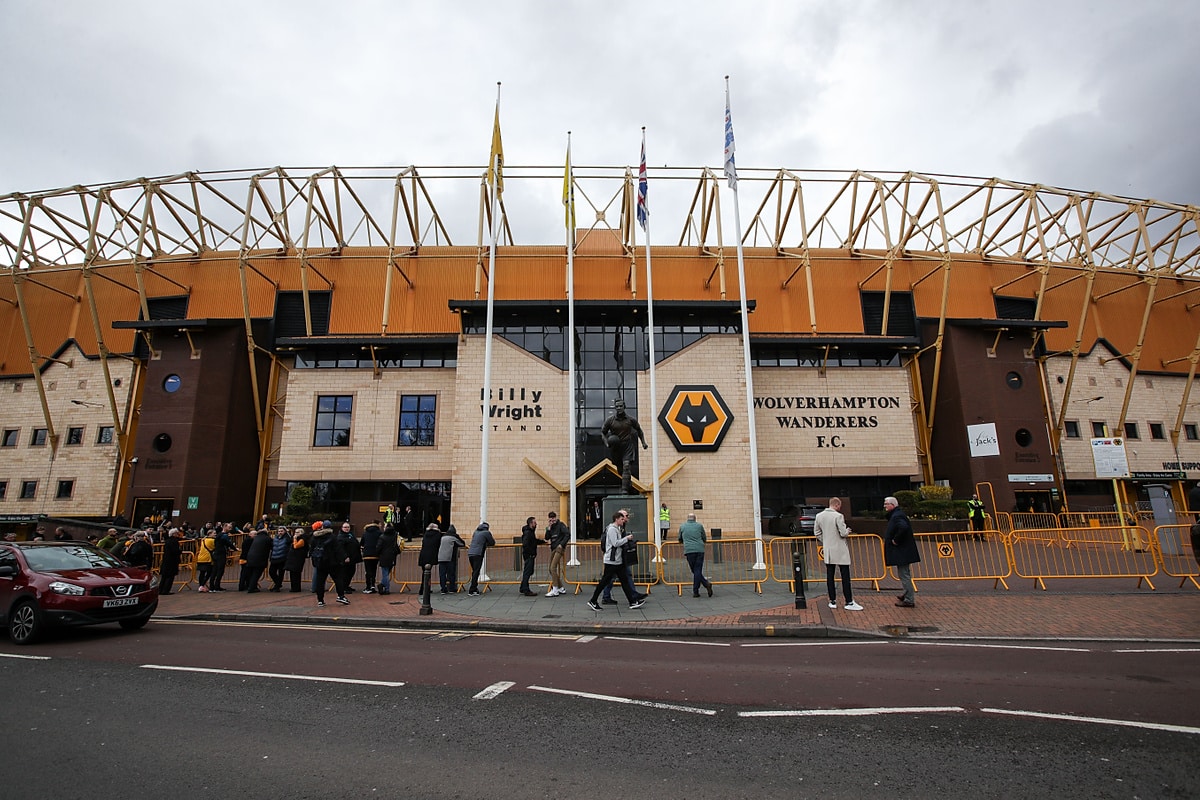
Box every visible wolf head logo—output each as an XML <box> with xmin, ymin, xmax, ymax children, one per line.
<box><xmin>674</xmin><ymin>395</ymin><xmax>717</xmax><ymax>443</ymax></box>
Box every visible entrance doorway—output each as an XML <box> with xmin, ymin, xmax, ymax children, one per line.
<box><xmin>131</xmin><ymin>497</ymin><xmax>175</xmax><ymax>527</ymax></box>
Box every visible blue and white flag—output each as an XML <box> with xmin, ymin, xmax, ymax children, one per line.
<box><xmin>723</xmin><ymin>90</ymin><xmax>737</xmax><ymax>190</ymax></box>
<box><xmin>637</xmin><ymin>135</ymin><xmax>649</xmax><ymax>231</ymax></box>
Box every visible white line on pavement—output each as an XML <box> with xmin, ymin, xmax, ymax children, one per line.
<box><xmin>898</xmin><ymin>641</ymin><xmax>1092</xmax><ymax>653</ymax></box>
<box><xmin>576</xmin><ymin>635</ymin><xmax>599</xmax><ymax>643</ymax></box>
<box><xmin>528</xmin><ymin>684</ymin><xmax>718</xmax><ymax>715</ymax></box>
<box><xmin>140</xmin><ymin>664</ymin><xmax>404</xmax><ymax>687</ymax></box>
<box><xmin>473</xmin><ymin>681</ymin><xmax>516</xmax><ymax>700</ymax></box>
<box><xmin>740</xmin><ymin>640</ymin><xmax>887</xmax><ymax>648</ymax></box>
<box><xmin>604</xmin><ymin>636</ymin><xmax>731</xmax><ymax>647</ymax></box>
<box><xmin>0</xmin><ymin>652</ymin><xmax>51</xmax><ymax>660</ymax></box>
<box><xmin>1114</xmin><ymin>648</ymin><xmax>1200</xmax><ymax>654</ymax></box>
<box><xmin>981</xmin><ymin>707</ymin><xmax>1200</xmax><ymax>736</ymax></box>
<box><xmin>740</xmin><ymin>706</ymin><xmax>965</xmax><ymax>718</ymax></box>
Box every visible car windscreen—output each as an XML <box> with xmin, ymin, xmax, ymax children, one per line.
<box><xmin>22</xmin><ymin>545</ymin><xmax>126</xmax><ymax>572</ymax></box>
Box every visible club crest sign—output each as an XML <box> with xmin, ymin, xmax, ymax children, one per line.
<box><xmin>658</xmin><ymin>385</ymin><xmax>734</xmax><ymax>452</ymax></box>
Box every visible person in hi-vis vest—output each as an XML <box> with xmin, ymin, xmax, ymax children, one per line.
<box><xmin>659</xmin><ymin>503</ymin><xmax>671</xmax><ymax>538</ymax></box>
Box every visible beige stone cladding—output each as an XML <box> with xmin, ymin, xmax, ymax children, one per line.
<box><xmin>636</xmin><ymin>335</ymin><xmax>757</xmax><ymax>537</ymax></box>
<box><xmin>275</xmin><ymin>365</ymin><xmax>457</xmax><ymax>482</ymax></box>
<box><xmin>1046</xmin><ymin>349</ymin><xmax>1200</xmax><ymax>481</ymax></box>
<box><xmin>451</xmin><ymin>336</ymin><xmax>568</xmax><ymax>538</ymax></box>
<box><xmin>752</xmin><ymin>365</ymin><xmax>920</xmax><ymax>480</ymax></box>
<box><xmin>0</xmin><ymin>343</ymin><xmax>137</xmax><ymax>517</ymax></box>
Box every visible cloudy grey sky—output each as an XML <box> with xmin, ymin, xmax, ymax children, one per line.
<box><xmin>2</xmin><ymin>0</ymin><xmax>1197</xmax><ymax>243</ymax></box>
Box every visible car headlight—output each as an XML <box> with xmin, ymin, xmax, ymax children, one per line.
<box><xmin>149</xmin><ymin>574</ymin><xmax>161</xmax><ymax>590</ymax></box>
<box><xmin>49</xmin><ymin>581</ymin><xmax>85</xmax><ymax>596</ymax></box>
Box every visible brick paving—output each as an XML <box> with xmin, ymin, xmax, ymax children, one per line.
<box><xmin>156</xmin><ymin>576</ymin><xmax>1200</xmax><ymax>641</ymax></box>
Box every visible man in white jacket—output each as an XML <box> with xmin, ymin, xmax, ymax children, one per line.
<box><xmin>814</xmin><ymin>497</ymin><xmax>863</xmax><ymax>611</ymax></box>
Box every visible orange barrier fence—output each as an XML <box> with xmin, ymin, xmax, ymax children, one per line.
<box><xmin>660</xmin><ymin>538</ymin><xmax>768</xmax><ymax>595</ymax></box>
<box><xmin>766</xmin><ymin>535</ymin><xmax>887</xmax><ymax>593</ymax></box>
<box><xmin>1008</xmin><ymin>525</ymin><xmax>1158</xmax><ymax>589</ymax></box>
<box><xmin>902</xmin><ymin>531</ymin><xmax>1013</xmax><ymax>589</ymax></box>
<box><xmin>1153</xmin><ymin>524</ymin><xmax>1199</xmax><ymax>589</ymax></box>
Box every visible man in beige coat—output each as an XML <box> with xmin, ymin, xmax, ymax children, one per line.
<box><xmin>814</xmin><ymin>497</ymin><xmax>862</xmax><ymax>610</ymax></box>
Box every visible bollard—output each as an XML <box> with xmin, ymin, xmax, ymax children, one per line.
<box><xmin>792</xmin><ymin>544</ymin><xmax>806</xmax><ymax>609</ymax></box>
<box><xmin>419</xmin><ymin>563</ymin><xmax>433</xmax><ymax>616</ymax></box>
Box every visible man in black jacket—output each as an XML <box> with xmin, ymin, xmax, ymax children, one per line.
<box><xmin>244</xmin><ymin>527</ymin><xmax>273</xmax><ymax>592</ymax></box>
<box><xmin>159</xmin><ymin>528</ymin><xmax>182</xmax><ymax>595</ymax></box>
<box><xmin>360</xmin><ymin>520</ymin><xmax>383</xmax><ymax>593</ymax></box>
<box><xmin>518</xmin><ymin>516</ymin><xmax>541</xmax><ymax>596</ymax></box>
<box><xmin>544</xmin><ymin>512</ymin><xmax>570</xmax><ymax>596</ymax></box>
<box><xmin>884</xmin><ymin>496</ymin><xmax>920</xmax><ymax>607</ymax></box>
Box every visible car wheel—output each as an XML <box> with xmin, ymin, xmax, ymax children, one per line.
<box><xmin>8</xmin><ymin>599</ymin><xmax>43</xmax><ymax>645</ymax></box>
<box><xmin>119</xmin><ymin>616</ymin><xmax>150</xmax><ymax>631</ymax></box>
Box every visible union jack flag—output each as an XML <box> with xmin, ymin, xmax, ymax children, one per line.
<box><xmin>636</xmin><ymin>136</ymin><xmax>649</xmax><ymax>231</ymax></box>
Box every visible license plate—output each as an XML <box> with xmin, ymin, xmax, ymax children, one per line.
<box><xmin>102</xmin><ymin>597</ymin><xmax>139</xmax><ymax>608</ymax></box>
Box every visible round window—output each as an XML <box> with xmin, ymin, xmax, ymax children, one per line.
<box><xmin>152</xmin><ymin>433</ymin><xmax>173</xmax><ymax>453</ymax></box>
<box><xmin>163</xmin><ymin>374</ymin><xmax>182</xmax><ymax>393</ymax></box>
<box><xmin>1005</xmin><ymin>371</ymin><xmax>1023</xmax><ymax>390</ymax></box>
<box><xmin>1015</xmin><ymin>428</ymin><xmax>1034</xmax><ymax>447</ymax></box>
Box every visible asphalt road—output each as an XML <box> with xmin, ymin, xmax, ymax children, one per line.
<box><xmin>2</xmin><ymin>621</ymin><xmax>1197</xmax><ymax>798</ymax></box>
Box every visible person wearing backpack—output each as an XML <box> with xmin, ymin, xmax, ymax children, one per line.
<box><xmin>311</xmin><ymin>524</ymin><xmax>350</xmax><ymax>607</ymax></box>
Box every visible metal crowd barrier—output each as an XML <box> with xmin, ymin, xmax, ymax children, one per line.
<box><xmin>903</xmin><ymin>530</ymin><xmax>1014</xmax><ymax>590</ymax></box>
<box><xmin>1153</xmin><ymin>524</ymin><xmax>1199</xmax><ymax>589</ymax></box>
<box><xmin>661</xmin><ymin>537</ymin><xmax>768</xmax><ymax>594</ymax></box>
<box><xmin>1008</xmin><ymin>525</ymin><xmax>1158</xmax><ymax>589</ymax></box>
<box><xmin>766</xmin><ymin>535</ymin><xmax>887</xmax><ymax>593</ymax></box>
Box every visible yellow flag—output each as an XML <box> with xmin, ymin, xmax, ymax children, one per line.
<box><xmin>487</xmin><ymin>103</ymin><xmax>504</xmax><ymax>193</ymax></box>
<box><xmin>562</xmin><ymin>141</ymin><xmax>575</xmax><ymax>231</ymax></box>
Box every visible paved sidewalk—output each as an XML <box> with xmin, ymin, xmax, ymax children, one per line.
<box><xmin>155</xmin><ymin>576</ymin><xmax>1200</xmax><ymax>642</ymax></box>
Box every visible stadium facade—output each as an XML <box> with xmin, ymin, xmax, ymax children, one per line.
<box><xmin>1</xmin><ymin>166</ymin><xmax>1198</xmax><ymax>537</ymax></box>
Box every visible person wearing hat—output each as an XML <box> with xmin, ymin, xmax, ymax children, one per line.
<box><xmin>466</xmin><ymin>522</ymin><xmax>495</xmax><ymax>596</ymax></box>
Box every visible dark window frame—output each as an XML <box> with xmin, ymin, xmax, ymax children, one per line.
<box><xmin>1064</xmin><ymin>420</ymin><xmax>1080</xmax><ymax>439</ymax></box>
<box><xmin>20</xmin><ymin>480</ymin><xmax>37</xmax><ymax>499</ymax></box>
<box><xmin>398</xmin><ymin>394</ymin><xmax>437</xmax><ymax>447</ymax></box>
<box><xmin>1123</xmin><ymin>422</ymin><xmax>1140</xmax><ymax>440</ymax></box>
<box><xmin>31</xmin><ymin>428</ymin><xmax>48</xmax><ymax>447</ymax></box>
<box><xmin>55</xmin><ymin>479</ymin><xmax>74</xmax><ymax>500</ymax></box>
<box><xmin>1091</xmin><ymin>421</ymin><xmax>1107</xmax><ymax>438</ymax></box>
<box><xmin>96</xmin><ymin>426</ymin><xmax>114</xmax><ymax>444</ymax></box>
<box><xmin>313</xmin><ymin>395</ymin><xmax>353</xmax><ymax>448</ymax></box>
<box><xmin>2</xmin><ymin>428</ymin><xmax>18</xmax><ymax>447</ymax></box>
<box><xmin>66</xmin><ymin>426</ymin><xmax>85</xmax><ymax>446</ymax></box>
<box><xmin>1185</xmin><ymin>423</ymin><xmax>1199</xmax><ymax>441</ymax></box>
<box><xmin>1148</xmin><ymin>422</ymin><xmax>1166</xmax><ymax>441</ymax></box>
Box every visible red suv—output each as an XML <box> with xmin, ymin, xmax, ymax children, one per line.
<box><xmin>0</xmin><ymin>541</ymin><xmax>159</xmax><ymax>645</ymax></box>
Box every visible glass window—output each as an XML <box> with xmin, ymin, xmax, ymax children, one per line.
<box><xmin>1186</xmin><ymin>423</ymin><xmax>1199</xmax><ymax>441</ymax></box>
<box><xmin>314</xmin><ymin>395</ymin><xmax>353</xmax><ymax>447</ymax></box>
<box><xmin>66</xmin><ymin>426</ymin><xmax>84</xmax><ymax>445</ymax></box>
<box><xmin>31</xmin><ymin>428</ymin><xmax>48</xmax><ymax>447</ymax></box>
<box><xmin>0</xmin><ymin>480</ymin><xmax>7</xmax><ymax>500</ymax></box>
<box><xmin>398</xmin><ymin>394</ymin><xmax>437</xmax><ymax>446</ymax></box>
<box><xmin>56</xmin><ymin>479</ymin><xmax>74</xmax><ymax>499</ymax></box>
<box><xmin>97</xmin><ymin>426</ymin><xmax>114</xmax><ymax>444</ymax></box>
<box><xmin>1148</xmin><ymin>422</ymin><xmax>1166</xmax><ymax>440</ymax></box>
<box><xmin>1064</xmin><ymin>420</ymin><xmax>1080</xmax><ymax>439</ymax></box>
<box><xmin>1</xmin><ymin>429</ymin><xmax>17</xmax><ymax>447</ymax></box>
<box><xmin>1091</xmin><ymin>421</ymin><xmax>1107</xmax><ymax>438</ymax></box>
<box><xmin>20</xmin><ymin>480</ymin><xmax>37</xmax><ymax>499</ymax></box>
<box><xmin>1123</xmin><ymin>422</ymin><xmax>1140</xmax><ymax>440</ymax></box>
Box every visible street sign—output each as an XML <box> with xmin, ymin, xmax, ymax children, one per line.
<box><xmin>187</xmin><ymin>496</ymin><xmax>199</xmax><ymax>510</ymax></box>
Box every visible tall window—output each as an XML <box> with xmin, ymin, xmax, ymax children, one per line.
<box><xmin>66</xmin><ymin>426</ymin><xmax>84</xmax><ymax>445</ymax></box>
<box><xmin>31</xmin><ymin>428</ymin><xmax>48</xmax><ymax>446</ymax></box>
<box><xmin>1</xmin><ymin>429</ymin><xmax>17</xmax><ymax>447</ymax></box>
<box><xmin>1149</xmin><ymin>422</ymin><xmax>1166</xmax><ymax>440</ymax></box>
<box><xmin>398</xmin><ymin>394</ymin><xmax>437</xmax><ymax>446</ymax></box>
<box><xmin>314</xmin><ymin>395</ymin><xmax>353</xmax><ymax>447</ymax></box>
<box><xmin>20</xmin><ymin>481</ymin><xmax>37</xmax><ymax>499</ymax></box>
<box><xmin>1064</xmin><ymin>420</ymin><xmax>1080</xmax><ymax>439</ymax></box>
<box><xmin>56</xmin><ymin>479</ymin><xmax>74</xmax><ymax>499</ymax></box>
<box><xmin>0</xmin><ymin>481</ymin><xmax>7</xmax><ymax>500</ymax></box>
<box><xmin>1091</xmin><ymin>421</ymin><xmax>1107</xmax><ymax>438</ymax></box>
<box><xmin>1123</xmin><ymin>422</ymin><xmax>1140</xmax><ymax>440</ymax></box>
<box><xmin>1186</xmin><ymin>423</ymin><xmax>1199</xmax><ymax>441</ymax></box>
<box><xmin>97</xmin><ymin>426</ymin><xmax>114</xmax><ymax>444</ymax></box>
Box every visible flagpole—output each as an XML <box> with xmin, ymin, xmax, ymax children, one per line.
<box><xmin>725</xmin><ymin>76</ymin><xmax>765</xmax><ymax>569</ymax></box>
<box><xmin>480</xmin><ymin>83</ymin><xmax>502</xmax><ymax>527</ymax></box>
<box><xmin>565</xmin><ymin>132</ymin><xmax>580</xmax><ymax>566</ymax></box>
<box><xmin>639</xmin><ymin>128</ymin><xmax>663</xmax><ymax>558</ymax></box>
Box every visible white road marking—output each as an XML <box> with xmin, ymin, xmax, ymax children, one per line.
<box><xmin>740</xmin><ymin>706</ymin><xmax>964</xmax><ymax>718</ymax></box>
<box><xmin>898</xmin><ymin>641</ymin><xmax>1092</xmax><ymax>653</ymax></box>
<box><xmin>1114</xmin><ymin>647</ymin><xmax>1200</xmax><ymax>654</ymax></box>
<box><xmin>156</xmin><ymin>619</ymin><xmax>576</xmax><ymax>640</ymax></box>
<box><xmin>604</xmin><ymin>636</ymin><xmax>731</xmax><ymax>647</ymax></box>
<box><xmin>528</xmin><ymin>684</ymin><xmax>718</xmax><ymax>715</ymax></box>
<box><xmin>0</xmin><ymin>652</ymin><xmax>51</xmax><ymax>660</ymax></box>
<box><xmin>982</xmin><ymin>707</ymin><xmax>1200</xmax><ymax>736</ymax></box>
<box><xmin>740</xmin><ymin>640</ymin><xmax>887</xmax><ymax>648</ymax></box>
<box><xmin>576</xmin><ymin>635</ymin><xmax>599</xmax><ymax>643</ymax></box>
<box><xmin>473</xmin><ymin>681</ymin><xmax>515</xmax><ymax>700</ymax></box>
<box><xmin>140</xmin><ymin>664</ymin><xmax>404</xmax><ymax>687</ymax></box>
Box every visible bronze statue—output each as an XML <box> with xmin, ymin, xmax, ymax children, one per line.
<box><xmin>601</xmin><ymin>398</ymin><xmax>648</xmax><ymax>493</ymax></box>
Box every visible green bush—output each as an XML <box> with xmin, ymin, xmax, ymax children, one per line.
<box><xmin>920</xmin><ymin>484</ymin><xmax>954</xmax><ymax>502</ymax></box>
<box><xmin>895</xmin><ymin>490</ymin><xmax>921</xmax><ymax>509</ymax></box>
<box><xmin>285</xmin><ymin>484</ymin><xmax>314</xmax><ymax>521</ymax></box>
